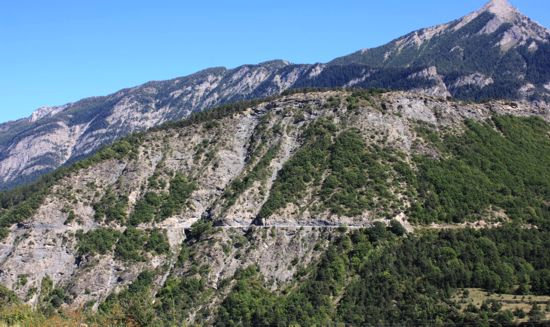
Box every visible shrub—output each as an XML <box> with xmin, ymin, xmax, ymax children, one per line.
<box><xmin>389</xmin><ymin>220</ymin><xmax>407</xmax><ymax>236</ymax></box>
<box><xmin>93</xmin><ymin>189</ymin><xmax>128</xmax><ymax>224</ymax></box>
<box><xmin>145</xmin><ymin>229</ymin><xmax>170</xmax><ymax>255</ymax></box>
<box><xmin>160</xmin><ymin>174</ymin><xmax>196</xmax><ymax>219</ymax></box>
<box><xmin>129</xmin><ymin>192</ymin><xmax>162</xmax><ymax>226</ymax></box>
<box><xmin>115</xmin><ymin>227</ymin><xmax>148</xmax><ymax>262</ymax></box>
<box><xmin>186</xmin><ymin>220</ymin><xmax>213</xmax><ymax>241</ymax></box>
<box><xmin>76</xmin><ymin>228</ymin><xmax>120</xmax><ymax>256</ymax></box>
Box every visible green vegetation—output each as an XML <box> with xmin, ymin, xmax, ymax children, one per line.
<box><xmin>216</xmin><ymin>266</ymin><xmax>279</xmax><ymax>326</ymax></box>
<box><xmin>257</xmin><ymin>115</ymin><xmax>550</xmax><ymax>225</ymax></box>
<box><xmin>215</xmin><ymin>226</ymin><xmax>550</xmax><ymax>326</ymax></box>
<box><xmin>0</xmin><ymin>133</ymin><xmax>144</xmax><ymax>238</ymax></box>
<box><xmin>159</xmin><ymin>174</ymin><xmax>196</xmax><ymax>219</ymax></box>
<box><xmin>145</xmin><ymin>229</ymin><xmax>170</xmax><ymax>255</ymax></box>
<box><xmin>93</xmin><ymin>189</ymin><xmax>128</xmax><ymax>224</ymax></box>
<box><xmin>97</xmin><ymin>269</ymin><xmax>206</xmax><ymax>326</ymax></box>
<box><xmin>0</xmin><ymin>89</ymin><xmax>296</xmax><ymax>239</ymax></box>
<box><xmin>259</xmin><ymin>122</ymin><xmax>408</xmax><ymax>219</ymax></box>
<box><xmin>76</xmin><ymin>228</ymin><xmax>120</xmax><ymax>256</ymax></box>
<box><xmin>321</xmin><ymin>130</ymin><xmax>400</xmax><ymax>216</ymax></box>
<box><xmin>10</xmin><ymin>223</ymin><xmax>550</xmax><ymax>326</ymax></box>
<box><xmin>77</xmin><ymin>227</ymin><xmax>170</xmax><ymax>261</ymax></box>
<box><xmin>223</xmin><ymin>144</ymin><xmax>280</xmax><ymax>209</ymax></box>
<box><xmin>64</xmin><ymin>210</ymin><xmax>76</xmax><ymax>225</ymax></box>
<box><xmin>129</xmin><ymin>174</ymin><xmax>195</xmax><ymax>226</ymax></box>
<box><xmin>186</xmin><ymin>220</ymin><xmax>214</xmax><ymax>242</ymax></box>
<box><xmin>258</xmin><ymin>120</ymin><xmax>336</xmax><ymax>219</ymax></box>
<box><xmin>38</xmin><ymin>276</ymin><xmax>68</xmax><ymax>317</ymax></box>
<box><xmin>0</xmin><ymin>192</ymin><xmax>44</xmax><ymax>239</ymax></box>
<box><xmin>345</xmin><ymin>89</ymin><xmax>384</xmax><ymax>111</ymax></box>
<box><xmin>99</xmin><ymin>270</ymin><xmax>157</xmax><ymax>326</ymax></box>
<box><xmin>129</xmin><ymin>192</ymin><xmax>162</xmax><ymax>225</ymax></box>
<box><xmin>114</xmin><ymin>227</ymin><xmax>149</xmax><ymax>262</ymax></box>
<box><xmin>0</xmin><ymin>88</ymin><xmax>380</xmax><ymax>240</ymax></box>
<box><xmin>0</xmin><ymin>285</ymin><xmax>19</xmax><ymax>307</ymax></box>
<box><xmin>389</xmin><ymin>219</ymin><xmax>407</xmax><ymax>236</ymax></box>
<box><xmin>455</xmin><ymin>288</ymin><xmax>550</xmax><ymax>323</ymax></box>
<box><xmin>2</xmin><ymin>89</ymin><xmax>550</xmax><ymax>327</ymax></box>
<box><xmin>331</xmin><ymin>11</ymin><xmax>550</xmax><ymax>101</ymax></box>
<box><xmin>411</xmin><ymin>116</ymin><xmax>550</xmax><ymax>224</ymax></box>
<box><xmin>154</xmin><ymin>276</ymin><xmax>205</xmax><ymax>324</ymax></box>
<box><xmin>325</xmin><ymin>95</ymin><xmax>341</xmax><ymax>108</ymax></box>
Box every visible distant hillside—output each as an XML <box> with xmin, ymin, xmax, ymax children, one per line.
<box><xmin>331</xmin><ymin>0</ymin><xmax>550</xmax><ymax>101</ymax></box>
<box><xmin>1</xmin><ymin>0</ymin><xmax>549</xmax><ymax>191</ymax></box>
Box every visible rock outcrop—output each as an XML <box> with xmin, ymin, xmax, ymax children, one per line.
<box><xmin>2</xmin><ymin>0</ymin><xmax>549</xmax><ymax>190</ymax></box>
<box><xmin>0</xmin><ymin>90</ymin><xmax>547</xmax><ymax>317</ymax></box>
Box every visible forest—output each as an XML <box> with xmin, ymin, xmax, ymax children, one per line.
<box><xmin>5</xmin><ymin>224</ymin><xmax>549</xmax><ymax>326</ymax></box>
<box><xmin>0</xmin><ymin>91</ymin><xmax>549</xmax><ymax>325</ymax></box>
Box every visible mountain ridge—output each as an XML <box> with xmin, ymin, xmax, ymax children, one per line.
<box><xmin>0</xmin><ymin>89</ymin><xmax>550</xmax><ymax>325</ymax></box>
<box><xmin>1</xmin><ymin>0</ymin><xmax>549</xmax><ymax>190</ymax></box>
<box><xmin>2</xmin><ymin>1</ymin><xmax>550</xmax><ymax>325</ymax></box>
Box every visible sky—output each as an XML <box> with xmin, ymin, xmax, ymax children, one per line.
<box><xmin>1</xmin><ymin>0</ymin><xmax>549</xmax><ymax>123</ymax></box>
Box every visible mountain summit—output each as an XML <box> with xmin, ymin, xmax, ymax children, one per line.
<box><xmin>331</xmin><ymin>0</ymin><xmax>550</xmax><ymax>100</ymax></box>
<box><xmin>471</xmin><ymin>0</ymin><xmax>548</xmax><ymax>49</ymax></box>
<box><xmin>0</xmin><ymin>0</ymin><xmax>549</xmax><ymax>190</ymax></box>
<box><xmin>483</xmin><ymin>0</ymin><xmax>516</xmax><ymax>19</ymax></box>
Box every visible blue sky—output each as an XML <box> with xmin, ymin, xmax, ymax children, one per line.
<box><xmin>1</xmin><ymin>0</ymin><xmax>549</xmax><ymax>123</ymax></box>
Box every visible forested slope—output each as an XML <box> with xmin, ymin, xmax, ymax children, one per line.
<box><xmin>0</xmin><ymin>90</ymin><xmax>549</xmax><ymax>325</ymax></box>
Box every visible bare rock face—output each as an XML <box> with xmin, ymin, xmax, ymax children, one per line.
<box><xmin>0</xmin><ymin>90</ymin><xmax>547</xmax><ymax>312</ymax></box>
<box><xmin>0</xmin><ymin>62</ymin><xmax>450</xmax><ymax>190</ymax></box>
<box><xmin>2</xmin><ymin>1</ymin><xmax>550</xmax><ymax>190</ymax></box>
<box><xmin>453</xmin><ymin>73</ymin><xmax>494</xmax><ymax>89</ymax></box>
<box><xmin>407</xmin><ymin>66</ymin><xmax>451</xmax><ymax>98</ymax></box>
<box><xmin>478</xmin><ymin>0</ymin><xmax>549</xmax><ymax>50</ymax></box>
<box><xmin>329</xmin><ymin>0</ymin><xmax>550</xmax><ymax>102</ymax></box>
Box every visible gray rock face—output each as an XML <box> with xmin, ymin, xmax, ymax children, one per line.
<box><xmin>0</xmin><ymin>91</ymin><xmax>547</xmax><ymax>310</ymax></box>
<box><xmin>0</xmin><ymin>63</ymin><xmax>311</xmax><ymax>189</ymax></box>
<box><xmin>453</xmin><ymin>73</ymin><xmax>494</xmax><ymax>89</ymax></box>
<box><xmin>330</xmin><ymin>0</ymin><xmax>550</xmax><ymax>101</ymax></box>
<box><xmin>2</xmin><ymin>0</ymin><xmax>549</xmax><ymax>190</ymax></box>
<box><xmin>0</xmin><ymin>62</ymin><xmax>444</xmax><ymax>190</ymax></box>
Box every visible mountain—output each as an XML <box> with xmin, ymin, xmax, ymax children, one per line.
<box><xmin>0</xmin><ymin>0</ymin><xmax>549</xmax><ymax>191</ymax></box>
<box><xmin>0</xmin><ymin>62</ymin><xmax>438</xmax><ymax>190</ymax></box>
<box><xmin>0</xmin><ymin>89</ymin><xmax>550</xmax><ymax>325</ymax></box>
<box><xmin>331</xmin><ymin>0</ymin><xmax>550</xmax><ymax>100</ymax></box>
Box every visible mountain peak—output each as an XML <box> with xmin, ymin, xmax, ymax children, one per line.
<box><xmin>481</xmin><ymin>0</ymin><xmax>517</xmax><ymax>20</ymax></box>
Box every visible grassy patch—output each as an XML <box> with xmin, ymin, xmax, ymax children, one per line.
<box><xmin>454</xmin><ymin>288</ymin><xmax>550</xmax><ymax>323</ymax></box>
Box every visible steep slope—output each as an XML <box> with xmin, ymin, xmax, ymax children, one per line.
<box><xmin>0</xmin><ymin>90</ymin><xmax>549</xmax><ymax>325</ymax></box>
<box><xmin>331</xmin><ymin>0</ymin><xmax>550</xmax><ymax>101</ymax></box>
<box><xmin>0</xmin><ymin>63</ymin><xmax>440</xmax><ymax>190</ymax></box>
<box><xmin>2</xmin><ymin>0</ymin><xmax>549</xmax><ymax>191</ymax></box>
<box><xmin>0</xmin><ymin>62</ymin><xmax>303</xmax><ymax>190</ymax></box>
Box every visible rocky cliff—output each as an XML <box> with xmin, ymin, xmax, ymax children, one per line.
<box><xmin>331</xmin><ymin>0</ymin><xmax>550</xmax><ymax>100</ymax></box>
<box><xmin>0</xmin><ymin>62</ymin><xmax>441</xmax><ymax>190</ymax></box>
<box><xmin>2</xmin><ymin>0</ymin><xmax>549</xmax><ymax>190</ymax></box>
<box><xmin>0</xmin><ymin>90</ymin><xmax>549</xmax><ymax>325</ymax></box>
